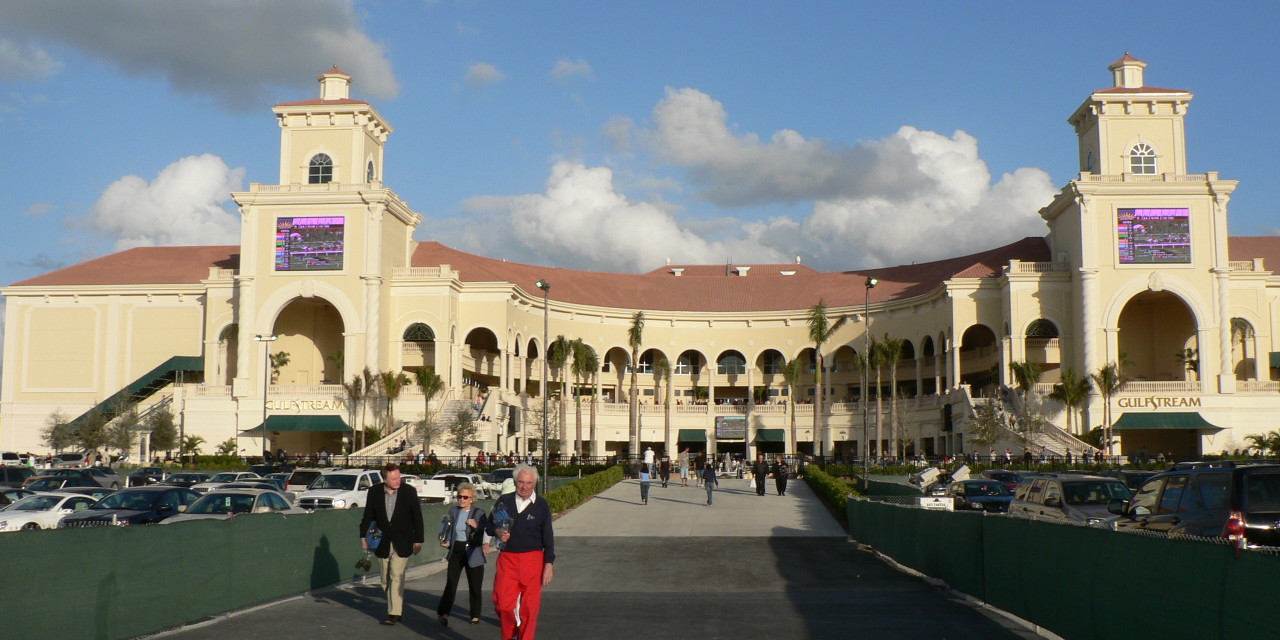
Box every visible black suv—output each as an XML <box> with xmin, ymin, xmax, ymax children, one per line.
<box><xmin>1009</xmin><ymin>473</ymin><xmax>1132</xmax><ymax>525</ymax></box>
<box><xmin>1108</xmin><ymin>463</ymin><xmax>1280</xmax><ymax>548</ymax></box>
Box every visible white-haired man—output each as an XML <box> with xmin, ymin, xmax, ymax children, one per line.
<box><xmin>487</xmin><ymin>464</ymin><xmax>555</xmax><ymax>640</ymax></box>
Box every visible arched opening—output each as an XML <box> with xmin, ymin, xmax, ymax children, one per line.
<box><xmin>1231</xmin><ymin>318</ymin><xmax>1257</xmax><ymax>381</ymax></box>
<box><xmin>830</xmin><ymin>345</ymin><xmax>857</xmax><ymax>403</ymax></box>
<box><xmin>524</xmin><ymin>337</ymin><xmax>541</xmax><ymax>397</ymax></box>
<box><xmin>272</xmin><ymin>298</ymin><xmax>344</xmax><ymax>385</ymax></box>
<box><xmin>1117</xmin><ymin>292</ymin><xmax>1198</xmax><ymax>382</ymax></box>
<box><xmin>921</xmin><ymin>335</ymin><xmax>937</xmax><ymax>395</ymax></box>
<box><xmin>756</xmin><ymin>349</ymin><xmax>787</xmax><ymax>404</ymax></box>
<box><xmin>1024</xmin><ymin>319</ymin><xmax>1062</xmax><ymax>383</ymax></box>
<box><xmin>958</xmin><ymin>324</ymin><xmax>999</xmax><ymax>393</ymax></box>
<box><xmin>463</xmin><ymin>327</ymin><xmax>501</xmax><ymax>391</ymax></box>
<box><xmin>715</xmin><ymin>350</ymin><xmax>747</xmax><ymax>403</ymax></box>
<box><xmin>218</xmin><ymin>324</ymin><xmax>239</xmax><ymax>384</ymax></box>
<box><xmin>898</xmin><ymin>339</ymin><xmax>918</xmax><ymax>398</ymax></box>
<box><xmin>402</xmin><ymin>322</ymin><xmax>436</xmax><ymax>373</ymax></box>
<box><xmin>639</xmin><ymin>348</ymin><xmax>669</xmax><ymax>405</ymax></box>
<box><xmin>602</xmin><ymin>346</ymin><xmax>631</xmax><ymax>403</ymax></box>
<box><xmin>796</xmin><ymin>347</ymin><xmax>818</xmax><ymax>403</ymax></box>
<box><xmin>675</xmin><ymin>350</ymin><xmax>707</xmax><ymax>404</ymax></box>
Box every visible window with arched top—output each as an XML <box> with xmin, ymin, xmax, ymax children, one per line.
<box><xmin>403</xmin><ymin>323</ymin><xmax>435</xmax><ymax>342</ymax></box>
<box><xmin>1129</xmin><ymin>143</ymin><xmax>1156</xmax><ymax>175</ymax></box>
<box><xmin>366</xmin><ymin>160</ymin><xmax>375</xmax><ymax>182</ymax></box>
<box><xmin>309</xmin><ymin>153</ymin><xmax>334</xmax><ymax>184</ymax></box>
<box><xmin>717</xmin><ymin>353</ymin><xmax>746</xmax><ymax>375</ymax></box>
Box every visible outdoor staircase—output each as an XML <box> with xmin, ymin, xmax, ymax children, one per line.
<box><xmin>957</xmin><ymin>387</ymin><xmax>1099</xmax><ymax>460</ymax></box>
<box><xmin>348</xmin><ymin>396</ymin><xmax>473</xmax><ymax>458</ymax></box>
<box><xmin>67</xmin><ymin>355</ymin><xmax>203</xmax><ymax>431</ymax></box>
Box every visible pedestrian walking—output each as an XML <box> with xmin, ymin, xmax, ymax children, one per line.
<box><xmin>436</xmin><ymin>483</ymin><xmax>490</xmax><ymax>627</ymax></box>
<box><xmin>751</xmin><ymin>454</ymin><xmax>769</xmax><ymax>497</ymax></box>
<box><xmin>359</xmin><ymin>463</ymin><xmax>424</xmax><ymax>626</ymax></box>
<box><xmin>678</xmin><ymin>447</ymin><xmax>690</xmax><ymax>487</ymax></box>
<box><xmin>659</xmin><ymin>453</ymin><xmax>671</xmax><ymax>488</ymax></box>
<box><xmin>701</xmin><ymin>461</ymin><xmax>718</xmax><ymax>506</ymax></box>
<box><xmin>639</xmin><ymin>463</ymin><xmax>651</xmax><ymax>505</ymax></box>
<box><xmin>487</xmin><ymin>464</ymin><xmax>555</xmax><ymax>640</ymax></box>
<box><xmin>772</xmin><ymin>455</ymin><xmax>788</xmax><ymax>496</ymax></box>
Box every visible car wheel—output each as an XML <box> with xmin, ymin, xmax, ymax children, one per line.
<box><xmin>349</xmin><ymin>503</ymin><xmax>358</xmax><ymax>509</ymax></box>
<box><xmin>22</xmin><ymin>522</ymin><xmax>39</xmax><ymax>531</ymax></box>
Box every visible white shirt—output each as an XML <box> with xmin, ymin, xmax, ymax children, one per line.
<box><xmin>515</xmin><ymin>491</ymin><xmax>537</xmax><ymax>514</ymax></box>
<box><xmin>643</xmin><ymin>449</ymin><xmax>655</xmax><ymax>464</ymax></box>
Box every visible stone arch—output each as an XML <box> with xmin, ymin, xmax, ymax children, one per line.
<box><xmin>463</xmin><ymin>327</ymin><xmax>501</xmax><ymax>389</ymax></box>
<box><xmin>675</xmin><ymin>349</ymin><xmax>707</xmax><ymax>403</ymax></box>
<box><xmin>1229</xmin><ymin>315</ymin><xmax>1260</xmax><ymax>380</ymax></box>
<box><xmin>269</xmin><ymin>297</ymin><xmax>346</xmax><ymax>385</ymax></box>
<box><xmin>958</xmin><ymin>324</ymin><xmax>999</xmax><ymax>392</ymax></box>
<box><xmin>602</xmin><ymin>346</ymin><xmax>631</xmax><ymax>403</ymax></box>
<box><xmin>1117</xmin><ymin>291</ymin><xmax>1199</xmax><ymax>382</ymax></box>
<box><xmin>217</xmin><ymin>323</ymin><xmax>239</xmax><ymax>383</ymax></box>
<box><xmin>1024</xmin><ymin>318</ymin><xmax>1062</xmax><ymax>382</ymax></box>
<box><xmin>401</xmin><ymin>322</ymin><xmax>436</xmax><ymax>372</ymax></box>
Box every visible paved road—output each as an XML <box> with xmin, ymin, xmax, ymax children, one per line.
<box><xmin>151</xmin><ymin>476</ymin><xmax>1038</xmax><ymax>639</ymax></box>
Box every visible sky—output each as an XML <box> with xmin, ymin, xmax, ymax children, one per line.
<box><xmin>2</xmin><ymin>0</ymin><xmax>1279</xmax><ymax>288</ymax></box>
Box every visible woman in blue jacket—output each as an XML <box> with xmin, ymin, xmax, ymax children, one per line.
<box><xmin>436</xmin><ymin>483</ymin><xmax>491</xmax><ymax>626</ymax></box>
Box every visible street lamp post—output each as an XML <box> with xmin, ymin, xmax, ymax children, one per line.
<box><xmin>255</xmin><ymin>334</ymin><xmax>278</xmax><ymax>463</ymax></box>
<box><xmin>862</xmin><ymin>277</ymin><xmax>877</xmax><ymax>485</ymax></box>
<box><xmin>536</xmin><ymin>279</ymin><xmax>551</xmax><ymax>495</ymax></box>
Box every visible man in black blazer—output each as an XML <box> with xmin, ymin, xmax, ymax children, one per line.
<box><xmin>359</xmin><ymin>463</ymin><xmax>424</xmax><ymax>625</ymax></box>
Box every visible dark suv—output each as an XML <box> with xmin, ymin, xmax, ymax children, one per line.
<box><xmin>1108</xmin><ymin>463</ymin><xmax>1280</xmax><ymax>548</ymax></box>
<box><xmin>1009</xmin><ymin>473</ymin><xmax>1132</xmax><ymax>525</ymax></box>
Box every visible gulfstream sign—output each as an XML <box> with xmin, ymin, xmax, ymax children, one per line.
<box><xmin>265</xmin><ymin>399</ymin><xmax>346</xmax><ymax>412</ymax></box>
<box><xmin>1116</xmin><ymin>396</ymin><xmax>1202</xmax><ymax>410</ymax></box>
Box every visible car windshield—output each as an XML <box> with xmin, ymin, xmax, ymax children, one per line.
<box><xmin>187</xmin><ymin>494</ymin><xmax>257</xmax><ymax>515</ymax></box>
<box><xmin>12</xmin><ymin>495</ymin><xmax>62</xmax><ymax>511</ymax></box>
<box><xmin>95</xmin><ymin>491</ymin><xmax>161</xmax><ymax>510</ymax></box>
<box><xmin>1064</xmin><ymin>481</ymin><xmax>1131</xmax><ymax>504</ymax></box>
<box><xmin>208</xmin><ymin>473</ymin><xmax>239</xmax><ymax>483</ymax></box>
<box><xmin>987</xmin><ymin>472</ymin><xmax>1019</xmax><ymax>483</ymax></box>
<box><xmin>1244</xmin><ymin>473</ymin><xmax>1280</xmax><ymax>511</ymax></box>
<box><xmin>965</xmin><ymin>482</ymin><xmax>1011</xmax><ymax>496</ymax></box>
<box><xmin>310</xmin><ymin>475</ymin><xmax>356</xmax><ymax>491</ymax></box>
<box><xmin>290</xmin><ymin>471</ymin><xmax>323</xmax><ymax>487</ymax></box>
<box><xmin>27</xmin><ymin>478</ymin><xmax>63</xmax><ymax>491</ymax></box>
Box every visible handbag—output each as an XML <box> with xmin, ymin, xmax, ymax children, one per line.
<box><xmin>365</xmin><ymin>523</ymin><xmax>383</xmax><ymax>550</ymax></box>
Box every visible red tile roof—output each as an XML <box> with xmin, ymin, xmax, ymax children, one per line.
<box><xmin>1229</xmin><ymin>237</ymin><xmax>1280</xmax><ymax>270</ymax></box>
<box><xmin>10</xmin><ymin>246</ymin><xmax>240</xmax><ymax>287</ymax></box>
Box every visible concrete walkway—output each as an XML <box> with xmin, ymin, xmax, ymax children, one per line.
<box><xmin>151</xmin><ymin>475</ymin><xmax>1037</xmax><ymax>639</ymax></box>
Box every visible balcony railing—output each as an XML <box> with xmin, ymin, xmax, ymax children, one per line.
<box><xmin>1121</xmin><ymin>381</ymin><xmax>1201</xmax><ymax>393</ymax></box>
<box><xmin>1078</xmin><ymin>173</ymin><xmax>1211</xmax><ymax>183</ymax></box>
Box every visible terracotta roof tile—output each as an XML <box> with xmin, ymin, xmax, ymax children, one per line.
<box><xmin>9</xmin><ymin>246</ymin><xmax>239</xmax><ymax>287</ymax></box>
<box><xmin>1228</xmin><ymin>236</ymin><xmax>1280</xmax><ymax>270</ymax></box>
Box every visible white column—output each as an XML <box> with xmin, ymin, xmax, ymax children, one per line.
<box><xmin>1214</xmin><ymin>268</ymin><xmax>1235</xmax><ymax>393</ymax></box>
<box><xmin>1079</xmin><ymin>268</ymin><xmax>1100</xmax><ymax>375</ymax></box>
<box><xmin>362</xmin><ymin>275</ymin><xmax>381</xmax><ymax>371</ymax></box>
<box><xmin>914</xmin><ymin>356</ymin><xmax>923</xmax><ymax>398</ymax></box>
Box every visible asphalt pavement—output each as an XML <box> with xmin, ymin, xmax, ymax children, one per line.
<box><xmin>148</xmin><ymin>474</ymin><xmax>1041</xmax><ymax>640</ymax></box>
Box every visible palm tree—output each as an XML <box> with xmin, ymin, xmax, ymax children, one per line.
<box><xmin>413</xmin><ymin>367</ymin><xmax>446</xmax><ymax>450</ymax></box>
<box><xmin>342</xmin><ymin>374</ymin><xmax>364</xmax><ymax>454</ymax></box>
<box><xmin>1244</xmin><ymin>430</ymin><xmax>1280</xmax><ymax>457</ymax></box>
<box><xmin>269</xmin><ymin>351</ymin><xmax>291</xmax><ymax>383</ymax></box>
<box><xmin>879</xmin><ymin>334</ymin><xmax>905</xmax><ymax>459</ymax></box>
<box><xmin>782</xmin><ymin>358</ymin><xmax>802</xmax><ymax>455</ymax></box>
<box><xmin>806</xmin><ymin>300</ymin><xmax>847</xmax><ymax>457</ymax></box>
<box><xmin>1048</xmin><ymin>367</ymin><xmax>1091</xmax><ymax>435</ymax></box>
<box><xmin>627</xmin><ymin>311</ymin><xmax>645</xmax><ymax>458</ymax></box>
<box><xmin>381</xmin><ymin>370</ymin><xmax>411</xmax><ymax>437</ymax></box>
<box><xmin>1090</xmin><ymin>362</ymin><xmax>1124</xmax><ymax>459</ymax></box>
<box><xmin>1009</xmin><ymin>360</ymin><xmax>1044</xmax><ymax>447</ymax></box>
<box><xmin>549</xmin><ymin>335</ymin><xmax>571</xmax><ymax>450</ymax></box>
<box><xmin>570</xmin><ymin>339</ymin><xmax>598</xmax><ymax>456</ymax></box>
<box><xmin>654</xmin><ymin>357</ymin><xmax>671</xmax><ymax>452</ymax></box>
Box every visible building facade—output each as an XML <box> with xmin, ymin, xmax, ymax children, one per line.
<box><xmin>3</xmin><ymin>58</ymin><xmax>1278</xmax><ymax>462</ymax></box>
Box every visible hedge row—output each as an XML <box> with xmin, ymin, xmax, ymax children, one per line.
<box><xmin>804</xmin><ymin>465</ymin><xmax>858</xmax><ymax>528</ymax></box>
<box><xmin>544</xmin><ymin>464</ymin><xmax>624</xmax><ymax>513</ymax></box>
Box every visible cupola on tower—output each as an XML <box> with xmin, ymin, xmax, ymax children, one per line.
<box><xmin>1069</xmin><ymin>54</ymin><xmax>1192</xmax><ymax>176</ymax></box>
<box><xmin>271</xmin><ymin>66</ymin><xmax>392</xmax><ymax>186</ymax></box>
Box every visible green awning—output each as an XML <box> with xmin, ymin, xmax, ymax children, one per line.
<box><xmin>1112</xmin><ymin>412</ymin><xmax>1224</xmax><ymax>432</ymax></box>
<box><xmin>677</xmin><ymin>429</ymin><xmax>706</xmax><ymax>442</ymax></box>
<box><xmin>1271</xmin><ymin>352</ymin><xmax>1280</xmax><ymax>368</ymax></box>
<box><xmin>245</xmin><ymin>415</ymin><xmax>352</xmax><ymax>433</ymax></box>
<box><xmin>753</xmin><ymin>428</ymin><xmax>786</xmax><ymax>443</ymax></box>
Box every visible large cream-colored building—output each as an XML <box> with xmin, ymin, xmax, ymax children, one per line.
<box><xmin>3</xmin><ymin>57</ymin><xmax>1278</xmax><ymax>462</ymax></box>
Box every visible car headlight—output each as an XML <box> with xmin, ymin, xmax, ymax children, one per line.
<box><xmin>332</xmin><ymin>499</ymin><xmax>346</xmax><ymax>508</ymax></box>
<box><xmin>0</xmin><ymin>521</ymin><xmax>8</xmax><ymax>530</ymax></box>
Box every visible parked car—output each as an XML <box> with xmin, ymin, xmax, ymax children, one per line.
<box><xmin>284</xmin><ymin>468</ymin><xmax>339</xmax><ymax>498</ymax></box>
<box><xmin>297</xmin><ymin>469</ymin><xmax>383</xmax><ymax>510</ymax></box>
<box><xmin>32</xmin><ymin>467</ymin><xmax>122</xmax><ymax>489</ymax></box>
<box><xmin>247</xmin><ymin>463</ymin><xmax>293</xmax><ymax>477</ymax></box>
<box><xmin>1108</xmin><ymin>463</ymin><xmax>1280</xmax><ymax>548</ymax></box>
<box><xmin>0</xmin><ymin>466</ymin><xmax>37</xmax><ymax>488</ymax></box>
<box><xmin>55</xmin><ymin>485</ymin><xmax>116</xmax><ymax>502</ymax></box>
<box><xmin>59</xmin><ymin>486</ymin><xmax>199</xmax><ymax>527</ymax></box>
<box><xmin>52</xmin><ymin>452</ymin><xmax>89</xmax><ymax>468</ymax></box>
<box><xmin>432</xmin><ymin>471</ymin><xmax>495</xmax><ymax>499</ymax></box>
<box><xmin>1096</xmin><ymin>469</ymin><xmax>1159</xmax><ymax>492</ymax></box>
<box><xmin>24</xmin><ymin>475</ymin><xmax>102</xmax><ymax>492</ymax></box>
<box><xmin>127</xmin><ymin>467</ymin><xmax>168</xmax><ymax>487</ymax></box>
<box><xmin>1009</xmin><ymin>473</ymin><xmax>1132</xmax><ymax>526</ymax></box>
<box><xmin>0</xmin><ymin>452</ymin><xmax>23</xmax><ymax>467</ymax></box>
<box><xmin>979</xmin><ymin>469</ymin><xmax>1022</xmax><ymax>491</ymax></box>
<box><xmin>190</xmin><ymin>471</ymin><xmax>262</xmax><ymax>494</ymax></box>
<box><xmin>163</xmin><ymin>488</ymin><xmax>307</xmax><ymax>523</ymax></box>
<box><xmin>0</xmin><ymin>488</ymin><xmax>37</xmax><ymax>509</ymax></box>
<box><xmin>0</xmin><ymin>492</ymin><xmax>100</xmax><ymax>531</ymax></box>
<box><xmin>946</xmin><ymin>479</ymin><xmax>1014</xmax><ymax>512</ymax></box>
<box><xmin>219</xmin><ymin>480</ymin><xmax>292</xmax><ymax>501</ymax></box>
<box><xmin>161</xmin><ymin>473</ymin><xmax>212</xmax><ymax>488</ymax></box>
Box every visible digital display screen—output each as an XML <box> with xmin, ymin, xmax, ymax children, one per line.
<box><xmin>1117</xmin><ymin>208</ymin><xmax>1190</xmax><ymax>264</ymax></box>
<box><xmin>714</xmin><ymin>415</ymin><xmax>746</xmax><ymax>440</ymax></box>
<box><xmin>275</xmin><ymin>217</ymin><xmax>344</xmax><ymax>271</ymax></box>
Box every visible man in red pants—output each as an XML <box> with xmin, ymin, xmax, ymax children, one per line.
<box><xmin>489</xmin><ymin>464</ymin><xmax>555</xmax><ymax>640</ymax></box>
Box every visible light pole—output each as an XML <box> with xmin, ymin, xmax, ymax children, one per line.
<box><xmin>255</xmin><ymin>334</ymin><xmax>278</xmax><ymax>464</ymax></box>
<box><xmin>536</xmin><ymin>279</ymin><xmax>551</xmax><ymax>495</ymax></box>
<box><xmin>862</xmin><ymin>277</ymin><xmax>877</xmax><ymax>484</ymax></box>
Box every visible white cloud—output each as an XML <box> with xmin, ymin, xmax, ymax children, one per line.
<box><xmin>453</xmin><ymin>161</ymin><xmax>786</xmax><ymax>272</ymax></box>
<box><xmin>0</xmin><ymin>1</ymin><xmax>396</xmax><ymax>109</ymax></box>
<box><xmin>551</xmin><ymin>58</ymin><xmax>593</xmax><ymax>80</ymax></box>
<box><xmin>89</xmin><ymin>154</ymin><xmax>245</xmax><ymax>250</ymax></box>
<box><xmin>0</xmin><ymin>38</ymin><xmax>62</xmax><ymax>81</ymax></box>
<box><xmin>465</xmin><ymin>62</ymin><xmax>506</xmax><ymax>88</ymax></box>
<box><xmin>22</xmin><ymin>203</ymin><xmax>54</xmax><ymax>218</ymax></box>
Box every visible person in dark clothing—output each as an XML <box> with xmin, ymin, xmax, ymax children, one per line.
<box><xmin>485</xmin><ymin>464</ymin><xmax>555</xmax><ymax>640</ymax></box>
<box><xmin>702</xmin><ymin>462</ymin><xmax>718</xmax><ymax>505</ymax></box>
<box><xmin>772</xmin><ymin>455</ymin><xmax>789</xmax><ymax>496</ymax></box>
<box><xmin>659</xmin><ymin>453</ymin><xmax>671</xmax><ymax>488</ymax></box>
<box><xmin>436</xmin><ymin>482</ymin><xmax>490</xmax><ymax>627</ymax></box>
<box><xmin>751</xmin><ymin>454</ymin><xmax>769</xmax><ymax>496</ymax></box>
<box><xmin>359</xmin><ymin>463</ymin><xmax>424</xmax><ymax>626</ymax></box>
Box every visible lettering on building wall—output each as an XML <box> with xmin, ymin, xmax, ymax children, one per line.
<box><xmin>265</xmin><ymin>399</ymin><xmax>346</xmax><ymax>412</ymax></box>
<box><xmin>1116</xmin><ymin>396</ymin><xmax>1202</xmax><ymax>411</ymax></box>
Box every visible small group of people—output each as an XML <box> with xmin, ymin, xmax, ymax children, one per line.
<box><xmin>638</xmin><ymin>448</ymin><xmax>789</xmax><ymax>507</ymax></box>
<box><xmin>359</xmin><ymin>462</ymin><xmax>555</xmax><ymax>639</ymax></box>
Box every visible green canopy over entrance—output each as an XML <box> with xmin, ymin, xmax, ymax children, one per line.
<box><xmin>1112</xmin><ymin>412</ymin><xmax>1224</xmax><ymax>432</ymax></box>
<box><xmin>677</xmin><ymin>429</ymin><xmax>706</xmax><ymax>442</ymax></box>
<box><xmin>244</xmin><ymin>415</ymin><xmax>352</xmax><ymax>433</ymax></box>
<box><xmin>753</xmin><ymin>428</ymin><xmax>786</xmax><ymax>443</ymax></box>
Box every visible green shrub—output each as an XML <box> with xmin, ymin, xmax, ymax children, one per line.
<box><xmin>804</xmin><ymin>465</ymin><xmax>858</xmax><ymax>528</ymax></box>
<box><xmin>544</xmin><ymin>465</ymin><xmax>623</xmax><ymax>513</ymax></box>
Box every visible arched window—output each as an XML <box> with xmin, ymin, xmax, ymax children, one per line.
<box><xmin>309</xmin><ymin>153</ymin><xmax>334</xmax><ymax>184</ymax></box>
<box><xmin>366</xmin><ymin>160</ymin><xmax>375</xmax><ymax>182</ymax></box>
<box><xmin>717</xmin><ymin>353</ymin><xmax>746</xmax><ymax>375</ymax></box>
<box><xmin>403</xmin><ymin>323</ymin><xmax>435</xmax><ymax>342</ymax></box>
<box><xmin>1026</xmin><ymin>319</ymin><xmax>1059</xmax><ymax>338</ymax></box>
<box><xmin>1128</xmin><ymin>143</ymin><xmax>1156</xmax><ymax>175</ymax></box>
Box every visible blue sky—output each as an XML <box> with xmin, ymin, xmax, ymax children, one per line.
<box><xmin>2</xmin><ymin>1</ymin><xmax>1278</xmax><ymax>286</ymax></box>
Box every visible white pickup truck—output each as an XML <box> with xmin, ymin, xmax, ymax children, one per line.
<box><xmin>401</xmin><ymin>474</ymin><xmax>453</xmax><ymax>504</ymax></box>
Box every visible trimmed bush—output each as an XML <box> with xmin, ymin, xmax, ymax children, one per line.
<box><xmin>545</xmin><ymin>464</ymin><xmax>623</xmax><ymax>513</ymax></box>
<box><xmin>804</xmin><ymin>465</ymin><xmax>858</xmax><ymax>528</ymax></box>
